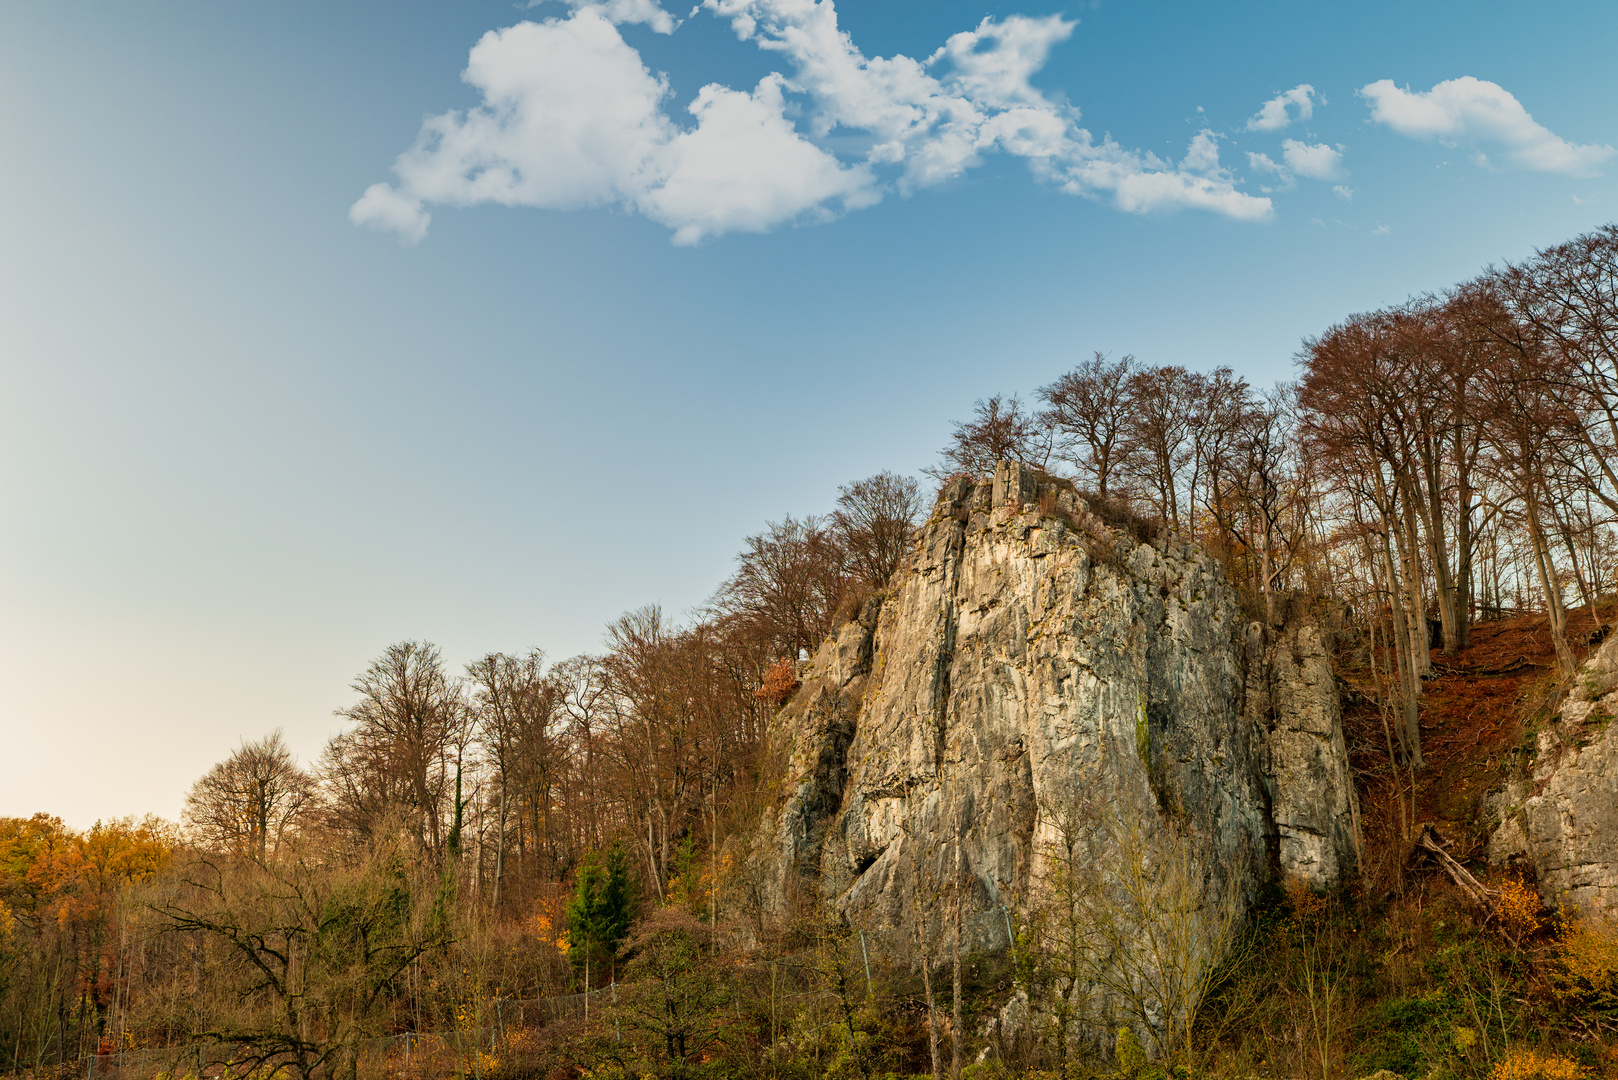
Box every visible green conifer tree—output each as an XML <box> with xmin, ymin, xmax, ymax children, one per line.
<box><xmin>566</xmin><ymin>844</ymin><xmax>634</xmax><ymax>986</ymax></box>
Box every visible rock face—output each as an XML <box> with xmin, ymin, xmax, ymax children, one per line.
<box><xmin>752</xmin><ymin>464</ymin><xmax>1359</xmax><ymax>957</ymax></box>
<box><xmin>1245</xmin><ymin>604</ymin><xmax>1361</xmax><ymax>890</ymax></box>
<box><xmin>1488</xmin><ymin>635</ymin><xmax>1618</xmax><ymax>916</ymax></box>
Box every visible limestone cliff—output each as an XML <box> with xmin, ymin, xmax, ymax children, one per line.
<box><xmin>751</xmin><ymin>463</ymin><xmax>1358</xmax><ymax>953</ymax></box>
<box><xmin>1489</xmin><ymin>635</ymin><xmax>1618</xmax><ymax>916</ymax></box>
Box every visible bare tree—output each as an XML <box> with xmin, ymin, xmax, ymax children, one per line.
<box><xmin>928</xmin><ymin>395</ymin><xmax>1050</xmax><ymax>480</ymax></box>
<box><xmin>1038</xmin><ymin>353</ymin><xmax>1135</xmax><ymax>498</ymax></box>
<box><xmin>1186</xmin><ymin>367</ymin><xmax>1255</xmax><ymax>539</ymax></box>
<box><xmin>156</xmin><ymin>841</ymin><xmax>453</xmax><ymax>1080</ymax></box>
<box><xmin>182</xmin><ymin>731</ymin><xmax>313</xmax><ymax>861</ymax></box>
<box><xmin>320</xmin><ymin>641</ymin><xmax>469</xmax><ymax>856</ymax></box>
<box><xmin>1121</xmin><ymin>364</ymin><xmax>1197</xmax><ymax>529</ymax></box>
<box><xmin>832</xmin><ymin>471</ymin><xmax>925</xmax><ymax>589</ymax></box>
<box><xmin>1230</xmin><ymin>385</ymin><xmax>1301</xmax><ymax>626</ymax></box>
<box><xmin>1472</xmin><ymin>316</ymin><xmax>1582</xmax><ymax>676</ymax></box>
<box><xmin>1492</xmin><ymin>225</ymin><xmax>1618</xmax><ymax>513</ymax></box>
<box><xmin>1300</xmin><ymin>312</ymin><xmax>1436</xmax><ymax>680</ymax></box>
<box><xmin>1042</xmin><ymin>801</ymin><xmax>1242</xmax><ymax>1066</ymax></box>
<box><xmin>555</xmin><ymin>653</ymin><xmax>620</xmax><ymax>863</ymax></box>
<box><xmin>602</xmin><ymin>608</ymin><xmax>721</xmax><ymax>897</ymax></box>
<box><xmin>465</xmin><ymin>649</ymin><xmax>562</xmax><ymax>907</ymax></box>
<box><xmin>715</xmin><ymin>515</ymin><xmax>847</xmax><ymax>660</ymax></box>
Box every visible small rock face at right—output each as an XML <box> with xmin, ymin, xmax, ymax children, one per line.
<box><xmin>1489</xmin><ymin>634</ymin><xmax>1618</xmax><ymax>916</ymax></box>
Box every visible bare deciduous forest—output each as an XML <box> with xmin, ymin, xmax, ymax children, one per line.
<box><xmin>8</xmin><ymin>226</ymin><xmax>1618</xmax><ymax>1080</ymax></box>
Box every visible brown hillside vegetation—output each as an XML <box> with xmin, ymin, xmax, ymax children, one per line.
<box><xmin>1341</xmin><ymin>603</ymin><xmax>1613</xmax><ymax>846</ymax></box>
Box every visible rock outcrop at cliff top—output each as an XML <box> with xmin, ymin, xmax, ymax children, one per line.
<box><xmin>753</xmin><ymin>463</ymin><xmax>1359</xmax><ymax>953</ymax></box>
<box><xmin>1489</xmin><ymin>634</ymin><xmax>1618</xmax><ymax>916</ymax></box>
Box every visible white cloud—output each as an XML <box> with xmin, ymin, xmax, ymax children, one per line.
<box><xmin>1360</xmin><ymin>76</ymin><xmax>1614</xmax><ymax>177</ymax></box>
<box><xmin>1372</xmin><ymin>224</ymin><xmax>1390</xmax><ymax>235</ymax></box>
<box><xmin>1246</xmin><ymin>141</ymin><xmax>1346</xmax><ymax>189</ymax></box>
<box><xmin>535</xmin><ymin>0</ymin><xmax>677</xmax><ymax>33</ymax></box>
<box><xmin>639</xmin><ymin>75</ymin><xmax>879</xmax><ymax>244</ymax></box>
<box><xmin>392</xmin><ymin>15</ymin><xmax>675</xmax><ymax>212</ymax></box>
<box><xmin>1247</xmin><ymin>151</ymin><xmax>1282</xmax><ymax>176</ymax></box>
<box><xmin>1181</xmin><ymin>130</ymin><xmax>1225</xmax><ymax>176</ymax></box>
<box><xmin>1094</xmin><ymin>162</ymin><xmax>1272</xmax><ymax>221</ymax></box>
<box><xmin>1282</xmin><ymin>139</ymin><xmax>1345</xmax><ymax>180</ymax></box>
<box><xmin>349</xmin><ymin>183</ymin><xmax>430</xmax><ymax>245</ymax></box>
<box><xmin>1246</xmin><ymin>84</ymin><xmax>1316</xmax><ymax>132</ymax></box>
<box><xmin>354</xmin><ymin>11</ymin><xmax>873</xmax><ymax>246</ymax></box>
<box><xmin>1332</xmin><ymin>184</ymin><xmax>1353</xmax><ymax>201</ymax></box>
<box><xmin>931</xmin><ymin>13</ymin><xmax>1074</xmax><ymax>111</ymax></box>
<box><xmin>354</xmin><ymin>1</ymin><xmax>1274</xmax><ymax>245</ymax></box>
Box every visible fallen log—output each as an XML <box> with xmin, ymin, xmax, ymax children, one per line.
<box><xmin>1430</xmin><ymin>656</ymin><xmax>1538</xmax><ymax>677</ymax></box>
<box><xmin>1413</xmin><ymin>823</ymin><xmax>1497</xmax><ymax>914</ymax></box>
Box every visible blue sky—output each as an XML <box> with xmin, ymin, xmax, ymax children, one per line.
<box><xmin>2</xmin><ymin>0</ymin><xmax>1615</xmax><ymax>825</ymax></box>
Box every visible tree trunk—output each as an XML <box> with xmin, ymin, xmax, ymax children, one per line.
<box><xmin>1381</xmin><ymin>528</ymin><xmax>1425</xmax><ymax>768</ymax></box>
<box><xmin>1526</xmin><ymin>488</ymin><xmax>1578</xmax><ymax>677</ymax></box>
<box><xmin>915</xmin><ymin>890</ymin><xmax>941</xmax><ymax>1080</ymax></box>
<box><xmin>492</xmin><ymin>783</ymin><xmax>507</xmax><ymax>912</ymax></box>
<box><xmin>1367</xmin><ymin>619</ymin><xmax>1409</xmax><ymax>841</ymax></box>
<box><xmin>1454</xmin><ymin>428</ymin><xmax>1477</xmax><ymax>648</ymax></box>
<box><xmin>1396</xmin><ymin>495</ymin><xmax>1433</xmax><ymax>680</ymax></box>
<box><xmin>951</xmin><ymin>819</ymin><xmax>964</xmax><ymax>1080</ymax></box>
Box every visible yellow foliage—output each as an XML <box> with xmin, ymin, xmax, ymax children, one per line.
<box><xmin>1488</xmin><ymin>1046</ymin><xmax>1587</xmax><ymax>1080</ymax></box>
<box><xmin>531</xmin><ymin>898</ymin><xmax>571</xmax><ymax>954</ymax></box>
<box><xmin>1494</xmin><ymin>879</ymin><xmax>1543</xmax><ymax>943</ymax></box>
<box><xmin>463</xmin><ymin>1050</ymin><xmax>499</xmax><ymax>1076</ymax></box>
<box><xmin>0</xmin><ymin>814</ymin><xmax>173</xmax><ymax>926</ymax></box>
<box><xmin>1553</xmin><ymin>911</ymin><xmax>1618</xmax><ymax>1009</ymax></box>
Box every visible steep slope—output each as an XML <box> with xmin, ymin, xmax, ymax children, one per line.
<box><xmin>752</xmin><ymin>463</ymin><xmax>1358</xmax><ymax>954</ymax></box>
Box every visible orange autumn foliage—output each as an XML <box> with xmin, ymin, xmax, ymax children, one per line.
<box><xmin>753</xmin><ymin>659</ymin><xmax>799</xmax><ymax>707</ymax></box>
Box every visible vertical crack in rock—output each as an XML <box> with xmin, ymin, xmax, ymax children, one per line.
<box><xmin>933</xmin><ymin>605</ymin><xmax>957</xmax><ymax>774</ymax></box>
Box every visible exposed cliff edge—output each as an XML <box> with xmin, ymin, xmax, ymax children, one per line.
<box><xmin>748</xmin><ymin>463</ymin><xmax>1359</xmax><ymax>957</ymax></box>
<box><xmin>1488</xmin><ymin>634</ymin><xmax>1618</xmax><ymax>916</ymax></box>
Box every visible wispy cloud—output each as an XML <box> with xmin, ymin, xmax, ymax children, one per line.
<box><xmin>1360</xmin><ymin>76</ymin><xmax>1614</xmax><ymax>177</ymax></box>
<box><xmin>1245</xmin><ymin>84</ymin><xmax>1317</xmax><ymax>132</ymax></box>
<box><xmin>352</xmin><ymin>0</ymin><xmax>1272</xmax><ymax>245</ymax></box>
<box><xmin>1245</xmin><ymin>139</ymin><xmax>1346</xmax><ymax>188</ymax></box>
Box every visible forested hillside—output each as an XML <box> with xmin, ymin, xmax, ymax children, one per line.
<box><xmin>7</xmin><ymin>226</ymin><xmax>1618</xmax><ymax>1080</ymax></box>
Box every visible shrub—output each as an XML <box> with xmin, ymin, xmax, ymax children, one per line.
<box><xmin>1551</xmin><ymin>912</ymin><xmax>1618</xmax><ymax>1015</ymax></box>
<box><xmin>1488</xmin><ymin>1046</ymin><xmax>1587</xmax><ymax>1080</ymax></box>
<box><xmin>1115</xmin><ymin>1027</ymin><xmax>1148</xmax><ymax>1078</ymax></box>
<box><xmin>1492</xmin><ymin>880</ymin><xmax>1542</xmax><ymax>946</ymax></box>
<box><xmin>755</xmin><ymin>659</ymin><xmax>800</xmax><ymax>707</ymax></box>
